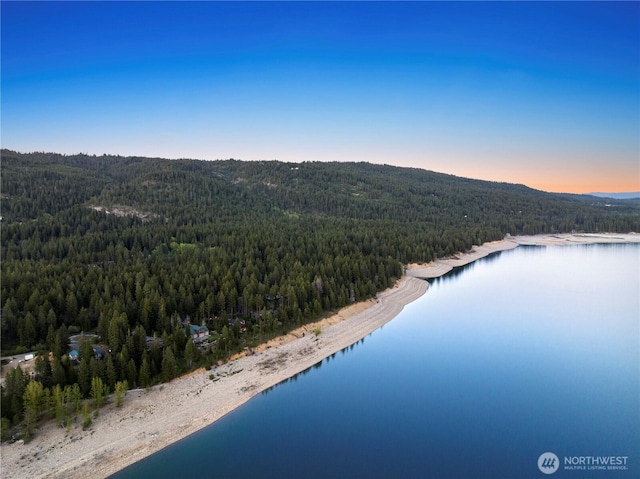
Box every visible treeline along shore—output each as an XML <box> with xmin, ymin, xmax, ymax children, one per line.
<box><xmin>1</xmin><ymin>150</ymin><xmax>639</xmax><ymax>476</ymax></box>
<box><xmin>1</xmin><ymin>234</ymin><xmax>638</xmax><ymax>479</ymax></box>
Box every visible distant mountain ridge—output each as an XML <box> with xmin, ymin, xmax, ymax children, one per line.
<box><xmin>2</xmin><ymin>149</ymin><xmax>639</xmax><ymax>235</ymax></box>
<box><xmin>587</xmin><ymin>192</ymin><xmax>640</xmax><ymax>200</ymax></box>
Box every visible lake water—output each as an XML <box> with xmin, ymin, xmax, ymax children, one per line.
<box><xmin>112</xmin><ymin>244</ymin><xmax>639</xmax><ymax>478</ymax></box>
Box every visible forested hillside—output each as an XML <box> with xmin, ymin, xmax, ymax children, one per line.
<box><xmin>1</xmin><ymin>149</ymin><xmax>638</xmax><ymax>433</ymax></box>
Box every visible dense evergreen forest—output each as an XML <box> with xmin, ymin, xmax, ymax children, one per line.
<box><xmin>1</xmin><ymin>149</ymin><xmax>638</xmax><ymax>436</ymax></box>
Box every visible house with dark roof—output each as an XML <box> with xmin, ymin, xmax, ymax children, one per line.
<box><xmin>189</xmin><ymin>324</ymin><xmax>210</xmax><ymax>342</ymax></box>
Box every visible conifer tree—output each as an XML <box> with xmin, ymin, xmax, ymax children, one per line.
<box><xmin>161</xmin><ymin>347</ymin><xmax>178</xmax><ymax>382</ymax></box>
<box><xmin>115</xmin><ymin>381</ymin><xmax>128</xmax><ymax>407</ymax></box>
<box><xmin>23</xmin><ymin>381</ymin><xmax>45</xmax><ymax>438</ymax></box>
<box><xmin>139</xmin><ymin>354</ymin><xmax>151</xmax><ymax>389</ymax></box>
<box><xmin>90</xmin><ymin>376</ymin><xmax>108</xmax><ymax>409</ymax></box>
<box><xmin>184</xmin><ymin>338</ymin><xmax>199</xmax><ymax>369</ymax></box>
<box><xmin>77</xmin><ymin>357</ymin><xmax>91</xmax><ymax>397</ymax></box>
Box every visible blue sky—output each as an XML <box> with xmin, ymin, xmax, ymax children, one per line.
<box><xmin>2</xmin><ymin>1</ymin><xmax>638</xmax><ymax>193</ymax></box>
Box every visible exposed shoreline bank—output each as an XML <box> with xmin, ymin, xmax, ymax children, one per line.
<box><xmin>1</xmin><ymin>233</ymin><xmax>638</xmax><ymax>479</ymax></box>
<box><xmin>407</xmin><ymin>233</ymin><xmax>639</xmax><ymax>279</ymax></box>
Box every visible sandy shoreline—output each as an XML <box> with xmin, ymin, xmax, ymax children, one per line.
<box><xmin>1</xmin><ymin>233</ymin><xmax>638</xmax><ymax>478</ymax></box>
<box><xmin>406</xmin><ymin>233</ymin><xmax>639</xmax><ymax>279</ymax></box>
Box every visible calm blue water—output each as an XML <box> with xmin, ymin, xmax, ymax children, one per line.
<box><xmin>112</xmin><ymin>244</ymin><xmax>639</xmax><ymax>478</ymax></box>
